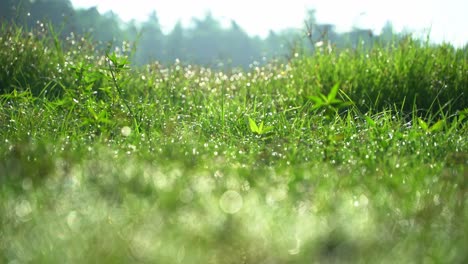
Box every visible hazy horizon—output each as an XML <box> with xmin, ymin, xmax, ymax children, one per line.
<box><xmin>70</xmin><ymin>0</ymin><xmax>468</xmax><ymax>47</ymax></box>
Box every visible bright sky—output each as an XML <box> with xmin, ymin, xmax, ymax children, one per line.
<box><xmin>70</xmin><ymin>0</ymin><xmax>467</xmax><ymax>46</ymax></box>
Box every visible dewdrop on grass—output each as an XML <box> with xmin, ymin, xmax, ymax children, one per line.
<box><xmin>121</xmin><ymin>126</ymin><xmax>132</xmax><ymax>137</ymax></box>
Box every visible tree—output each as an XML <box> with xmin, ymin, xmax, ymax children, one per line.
<box><xmin>96</xmin><ymin>11</ymin><xmax>122</xmax><ymax>44</ymax></box>
<box><xmin>135</xmin><ymin>11</ymin><xmax>165</xmax><ymax>64</ymax></box>
<box><xmin>0</xmin><ymin>0</ymin><xmax>31</xmax><ymax>22</ymax></box>
<box><xmin>380</xmin><ymin>21</ymin><xmax>395</xmax><ymax>45</ymax></box>
<box><xmin>187</xmin><ymin>12</ymin><xmax>223</xmax><ymax>66</ymax></box>
<box><xmin>166</xmin><ymin>21</ymin><xmax>186</xmax><ymax>62</ymax></box>
<box><xmin>29</xmin><ymin>0</ymin><xmax>74</xmax><ymax>30</ymax></box>
<box><xmin>223</xmin><ymin>21</ymin><xmax>257</xmax><ymax>68</ymax></box>
<box><xmin>265</xmin><ymin>30</ymin><xmax>285</xmax><ymax>57</ymax></box>
<box><xmin>72</xmin><ymin>7</ymin><xmax>122</xmax><ymax>44</ymax></box>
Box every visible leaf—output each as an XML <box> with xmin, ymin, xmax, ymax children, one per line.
<box><xmin>311</xmin><ymin>102</ymin><xmax>325</xmax><ymax>111</ymax></box>
<box><xmin>459</xmin><ymin>108</ymin><xmax>467</xmax><ymax>122</ymax></box>
<box><xmin>365</xmin><ymin>116</ymin><xmax>376</xmax><ymax>127</ymax></box>
<box><xmin>249</xmin><ymin>117</ymin><xmax>259</xmax><ymax>133</ymax></box>
<box><xmin>262</xmin><ymin>126</ymin><xmax>274</xmax><ymax>134</ymax></box>
<box><xmin>87</xmin><ymin>105</ymin><xmax>99</xmax><ymax>120</ymax></box>
<box><xmin>429</xmin><ymin>119</ymin><xmax>444</xmax><ymax>132</ymax></box>
<box><xmin>308</xmin><ymin>95</ymin><xmax>324</xmax><ymax>104</ymax></box>
<box><xmin>418</xmin><ymin>118</ymin><xmax>428</xmax><ymax>131</ymax></box>
<box><xmin>338</xmin><ymin>101</ymin><xmax>353</xmax><ymax>108</ymax></box>
<box><xmin>332</xmin><ymin>133</ymin><xmax>345</xmax><ymax>142</ymax></box>
<box><xmin>329</xmin><ymin>98</ymin><xmax>343</xmax><ymax>105</ymax></box>
<box><xmin>327</xmin><ymin>82</ymin><xmax>340</xmax><ymax>101</ymax></box>
<box><xmin>459</xmin><ymin>114</ymin><xmax>466</xmax><ymax>123</ymax></box>
<box><xmin>259</xmin><ymin>121</ymin><xmax>264</xmax><ymax>133</ymax></box>
<box><xmin>319</xmin><ymin>93</ymin><xmax>328</xmax><ymax>102</ymax></box>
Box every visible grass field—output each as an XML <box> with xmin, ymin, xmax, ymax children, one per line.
<box><xmin>1</xmin><ymin>23</ymin><xmax>467</xmax><ymax>263</ymax></box>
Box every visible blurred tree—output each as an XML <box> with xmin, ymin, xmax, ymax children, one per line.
<box><xmin>29</xmin><ymin>0</ymin><xmax>74</xmax><ymax>30</ymax></box>
<box><xmin>1</xmin><ymin>4</ymin><xmax>406</xmax><ymax>69</ymax></box>
<box><xmin>0</xmin><ymin>0</ymin><xmax>31</xmax><ymax>22</ymax></box>
<box><xmin>345</xmin><ymin>28</ymin><xmax>374</xmax><ymax>49</ymax></box>
<box><xmin>125</xmin><ymin>19</ymin><xmax>139</xmax><ymax>42</ymax></box>
<box><xmin>222</xmin><ymin>21</ymin><xmax>258</xmax><ymax>68</ymax></box>
<box><xmin>187</xmin><ymin>12</ymin><xmax>223</xmax><ymax>66</ymax></box>
<box><xmin>96</xmin><ymin>11</ymin><xmax>122</xmax><ymax>44</ymax></box>
<box><xmin>380</xmin><ymin>21</ymin><xmax>395</xmax><ymax>44</ymax></box>
<box><xmin>265</xmin><ymin>30</ymin><xmax>282</xmax><ymax>56</ymax></box>
<box><xmin>123</xmin><ymin>19</ymin><xmax>139</xmax><ymax>59</ymax></box>
<box><xmin>166</xmin><ymin>21</ymin><xmax>186</xmax><ymax>62</ymax></box>
<box><xmin>135</xmin><ymin>11</ymin><xmax>165</xmax><ymax>64</ymax></box>
<box><xmin>73</xmin><ymin>7</ymin><xmax>122</xmax><ymax>45</ymax></box>
<box><xmin>74</xmin><ymin>7</ymin><xmax>101</xmax><ymax>36</ymax></box>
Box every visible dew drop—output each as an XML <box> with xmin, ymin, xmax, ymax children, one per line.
<box><xmin>15</xmin><ymin>200</ymin><xmax>32</xmax><ymax>220</ymax></box>
<box><xmin>219</xmin><ymin>190</ymin><xmax>243</xmax><ymax>214</ymax></box>
<box><xmin>121</xmin><ymin>126</ymin><xmax>131</xmax><ymax>137</ymax></box>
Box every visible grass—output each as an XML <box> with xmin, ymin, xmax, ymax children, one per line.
<box><xmin>0</xmin><ymin>23</ymin><xmax>467</xmax><ymax>263</ymax></box>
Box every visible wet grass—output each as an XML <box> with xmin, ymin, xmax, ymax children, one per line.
<box><xmin>0</xmin><ymin>23</ymin><xmax>467</xmax><ymax>263</ymax></box>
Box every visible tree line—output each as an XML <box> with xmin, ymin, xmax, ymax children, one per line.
<box><xmin>1</xmin><ymin>0</ymin><xmax>402</xmax><ymax>69</ymax></box>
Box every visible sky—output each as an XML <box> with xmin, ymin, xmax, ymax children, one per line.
<box><xmin>70</xmin><ymin>0</ymin><xmax>467</xmax><ymax>47</ymax></box>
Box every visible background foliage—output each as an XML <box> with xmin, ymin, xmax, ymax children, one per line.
<box><xmin>1</xmin><ymin>0</ymin><xmax>411</xmax><ymax>68</ymax></box>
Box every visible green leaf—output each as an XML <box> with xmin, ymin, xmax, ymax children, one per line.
<box><xmin>459</xmin><ymin>113</ymin><xmax>466</xmax><ymax>123</ymax></box>
<box><xmin>365</xmin><ymin>116</ymin><xmax>376</xmax><ymax>127</ymax></box>
<box><xmin>308</xmin><ymin>95</ymin><xmax>324</xmax><ymax>104</ymax></box>
<box><xmin>459</xmin><ymin>108</ymin><xmax>467</xmax><ymax>122</ymax></box>
<box><xmin>418</xmin><ymin>118</ymin><xmax>428</xmax><ymax>131</ymax></box>
<box><xmin>262</xmin><ymin>126</ymin><xmax>274</xmax><ymax>134</ymax></box>
<box><xmin>259</xmin><ymin>121</ymin><xmax>264</xmax><ymax>133</ymax></box>
<box><xmin>87</xmin><ymin>105</ymin><xmax>99</xmax><ymax>120</ymax></box>
<box><xmin>319</xmin><ymin>93</ymin><xmax>328</xmax><ymax>102</ymax></box>
<box><xmin>249</xmin><ymin>117</ymin><xmax>259</xmax><ymax>133</ymax></box>
<box><xmin>311</xmin><ymin>102</ymin><xmax>325</xmax><ymax>111</ymax></box>
<box><xmin>327</xmin><ymin>82</ymin><xmax>340</xmax><ymax>101</ymax></box>
<box><xmin>329</xmin><ymin>98</ymin><xmax>343</xmax><ymax>105</ymax></box>
<box><xmin>429</xmin><ymin>119</ymin><xmax>444</xmax><ymax>132</ymax></box>
<box><xmin>338</xmin><ymin>101</ymin><xmax>353</xmax><ymax>108</ymax></box>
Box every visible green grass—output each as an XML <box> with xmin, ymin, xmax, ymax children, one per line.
<box><xmin>0</xmin><ymin>23</ymin><xmax>467</xmax><ymax>263</ymax></box>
